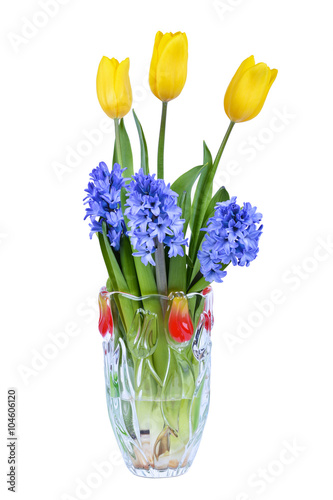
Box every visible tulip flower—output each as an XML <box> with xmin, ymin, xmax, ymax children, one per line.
<box><xmin>149</xmin><ymin>31</ymin><xmax>188</xmax><ymax>179</ymax></box>
<box><xmin>98</xmin><ymin>292</ymin><xmax>113</xmax><ymax>338</ymax></box>
<box><xmin>168</xmin><ymin>296</ymin><xmax>194</xmax><ymax>343</ymax></box>
<box><xmin>202</xmin><ymin>287</ymin><xmax>214</xmax><ymax>331</ymax></box>
<box><xmin>149</xmin><ymin>31</ymin><xmax>188</xmax><ymax>102</ymax></box>
<box><xmin>224</xmin><ymin>55</ymin><xmax>278</xmax><ymax>123</ymax></box>
<box><xmin>96</xmin><ymin>56</ymin><xmax>132</xmax><ymax>119</ymax></box>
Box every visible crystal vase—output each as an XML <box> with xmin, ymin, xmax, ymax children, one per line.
<box><xmin>99</xmin><ymin>286</ymin><xmax>213</xmax><ymax>478</ymax></box>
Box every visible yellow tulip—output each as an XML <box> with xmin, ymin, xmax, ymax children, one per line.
<box><xmin>96</xmin><ymin>56</ymin><xmax>132</xmax><ymax>119</ymax></box>
<box><xmin>149</xmin><ymin>31</ymin><xmax>188</xmax><ymax>102</ymax></box>
<box><xmin>224</xmin><ymin>56</ymin><xmax>278</xmax><ymax>123</ymax></box>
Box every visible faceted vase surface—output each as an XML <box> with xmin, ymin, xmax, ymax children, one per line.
<box><xmin>99</xmin><ymin>287</ymin><xmax>213</xmax><ymax>478</ymax></box>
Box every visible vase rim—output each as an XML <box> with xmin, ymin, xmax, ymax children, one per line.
<box><xmin>99</xmin><ymin>286</ymin><xmax>213</xmax><ymax>301</ymax></box>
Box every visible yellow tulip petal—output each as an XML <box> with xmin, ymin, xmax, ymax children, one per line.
<box><xmin>224</xmin><ymin>56</ymin><xmax>255</xmax><ymax>118</ymax></box>
<box><xmin>224</xmin><ymin>55</ymin><xmax>278</xmax><ymax>123</ymax></box>
<box><xmin>149</xmin><ymin>32</ymin><xmax>163</xmax><ymax>93</ymax></box>
<box><xmin>155</xmin><ymin>33</ymin><xmax>188</xmax><ymax>101</ymax></box>
<box><xmin>243</xmin><ymin>66</ymin><xmax>278</xmax><ymax>122</ymax></box>
<box><xmin>115</xmin><ymin>57</ymin><xmax>132</xmax><ymax>118</ymax></box>
<box><xmin>149</xmin><ymin>32</ymin><xmax>164</xmax><ymax>98</ymax></box>
<box><xmin>96</xmin><ymin>56</ymin><xmax>118</xmax><ymax>119</ymax></box>
<box><xmin>158</xmin><ymin>32</ymin><xmax>174</xmax><ymax>56</ymax></box>
<box><xmin>269</xmin><ymin>68</ymin><xmax>278</xmax><ymax>88</ymax></box>
<box><xmin>149</xmin><ymin>31</ymin><xmax>188</xmax><ymax>101</ymax></box>
<box><xmin>227</xmin><ymin>63</ymin><xmax>271</xmax><ymax>122</ymax></box>
<box><xmin>154</xmin><ymin>31</ymin><xmax>164</xmax><ymax>50</ymax></box>
<box><xmin>152</xmin><ymin>34</ymin><xmax>174</xmax><ymax>95</ymax></box>
<box><xmin>109</xmin><ymin>57</ymin><xmax>119</xmax><ymax>69</ymax></box>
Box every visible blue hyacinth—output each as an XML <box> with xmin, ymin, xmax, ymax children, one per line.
<box><xmin>84</xmin><ymin>162</ymin><xmax>127</xmax><ymax>251</ymax></box>
<box><xmin>125</xmin><ymin>169</ymin><xmax>187</xmax><ymax>266</ymax></box>
<box><xmin>198</xmin><ymin>197</ymin><xmax>263</xmax><ymax>283</ymax></box>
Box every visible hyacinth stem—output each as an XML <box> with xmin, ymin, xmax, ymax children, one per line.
<box><xmin>157</xmin><ymin>101</ymin><xmax>168</xmax><ymax>179</ymax></box>
<box><xmin>154</xmin><ymin>239</ymin><xmax>168</xmax><ymax>297</ymax></box>
<box><xmin>114</xmin><ymin>118</ymin><xmax>123</xmax><ymax>167</ymax></box>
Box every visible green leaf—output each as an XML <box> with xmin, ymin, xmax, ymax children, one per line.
<box><xmin>187</xmin><ymin>258</ymin><xmax>201</xmax><ymax>290</ymax></box>
<box><xmin>133</xmin><ymin>253</ymin><xmax>158</xmax><ymax>297</ymax></box>
<box><xmin>187</xmin><ymin>143</ymin><xmax>213</xmax><ymax>282</ymax></box>
<box><xmin>97</xmin><ymin>231</ymin><xmax>117</xmax><ymax>290</ymax></box>
<box><xmin>177</xmin><ymin>190</ymin><xmax>187</xmax><ymax>214</ymax></box>
<box><xmin>171</xmin><ymin>164</ymin><xmax>204</xmax><ymax>195</ymax></box>
<box><xmin>186</xmin><ymin>254</ymin><xmax>194</xmax><ymax>269</ymax></box>
<box><xmin>132</xmin><ymin>110</ymin><xmax>149</xmax><ymax>175</ymax></box>
<box><xmin>106</xmin><ymin>277</ymin><xmax>113</xmax><ymax>292</ymax></box>
<box><xmin>168</xmin><ymin>255</ymin><xmax>186</xmax><ymax>293</ymax></box>
<box><xmin>171</xmin><ymin>164</ymin><xmax>204</xmax><ymax>232</ymax></box>
<box><xmin>188</xmin><ymin>276</ymin><xmax>211</xmax><ymax>294</ymax></box>
<box><xmin>203</xmin><ymin>186</ymin><xmax>229</xmax><ymax>223</ymax></box>
<box><xmin>113</xmin><ymin>118</ymin><xmax>134</xmax><ymax>176</ymax></box>
<box><xmin>189</xmin><ymin>142</ymin><xmax>213</xmax><ymax>231</ymax></box>
<box><xmin>101</xmin><ymin>223</ymin><xmax>129</xmax><ymax>294</ymax></box>
<box><xmin>190</xmin><ymin>123</ymin><xmax>234</xmax><ymax>240</ymax></box>
<box><xmin>120</xmin><ymin>235</ymin><xmax>141</xmax><ymax>297</ymax></box>
<box><xmin>98</xmin><ymin>226</ymin><xmax>133</xmax><ymax>331</ymax></box>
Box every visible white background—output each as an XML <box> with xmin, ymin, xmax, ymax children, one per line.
<box><xmin>1</xmin><ymin>0</ymin><xmax>332</xmax><ymax>499</ymax></box>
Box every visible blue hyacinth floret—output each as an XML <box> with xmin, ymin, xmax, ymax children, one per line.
<box><xmin>83</xmin><ymin>162</ymin><xmax>127</xmax><ymax>251</ymax></box>
<box><xmin>198</xmin><ymin>197</ymin><xmax>263</xmax><ymax>283</ymax></box>
<box><xmin>125</xmin><ymin>169</ymin><xmax>188</xmax><ymax>266</ymax></box>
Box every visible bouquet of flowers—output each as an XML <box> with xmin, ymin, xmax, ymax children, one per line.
<box><xmin>84</xmin><ymin>31</ymin><xmax>277</xmax><ymax>477</ymax></box>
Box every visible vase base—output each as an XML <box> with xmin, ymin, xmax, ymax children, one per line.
<box><xmin>127</xmin><ymin>464</ymin><xmax>190</xmax><ymax>478</ymax></box>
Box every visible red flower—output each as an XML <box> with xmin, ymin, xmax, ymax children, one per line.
<box><xmin>98</xmin><ymin>293</ymin><xmax>113</xmax><ymax>337</ymax></box>
<box><xmin>202</xmin><ymin>286</ymin><xmax>213</xmax><ymax>330</ymax></box>
<box><xmin>204</xmin><ymin>310</ymin><xmax>212</xmax><ymax>331</ymax></box>
<box><xmin>168</xmin><ymin>297</ymin><xmax>193</xmax><ymax>343</ymax></box>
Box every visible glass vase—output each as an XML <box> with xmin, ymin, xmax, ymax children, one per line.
<box><xmin>98</xmin><ymin>286</ymin><xmax>214</xmax><ymax>478</ymax></box>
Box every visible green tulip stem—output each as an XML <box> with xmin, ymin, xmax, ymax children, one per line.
<box><xmin>114</xmin><ymin>118</ymin><xmax>123</xmax><ymax>167</ymax></box>
<box><xmin>157</xmin><ymin>101</ymin><xmax>168</xmax><ymax>179</ymax></box>
<box><xmin>214</xmin><ymin>120</ymin><xmax>235</xmax><ymax>169</ymax></box>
